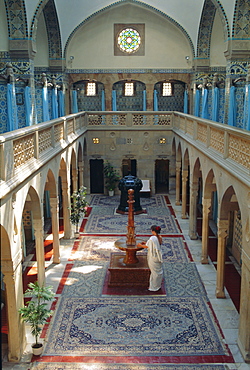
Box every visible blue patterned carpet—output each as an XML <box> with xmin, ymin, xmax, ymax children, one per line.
<box><xmin>84</xmin><ymin>214</ymin><xmax>180</xmax><ymax>234</ymax></box>
<box><xmin>74</xmin><ymin>236</ymin><xmax>188</xmax><ymax>262</ymax></box>
<box><xmin>163</xmin><ymin>263</ymin><xmax>207</xmax><ymax>298</ymax></box>
<box><xmin>44</xmin><ymin>296</ymin><xmax>229</xmax><ymax>357</ymax></box>
<box><xmin>90</xmin><ymin>195</ymin><xmax>167</xmax><ymax>208</ymax></box>
<box><xmin>61</xmin><ymin>261</ymin><xmax>108</xmax><ymax>297</ymax></box>
<box><xmin>39</xmin><ymin>195</ymin><xmax>233</xmax><ymax>366</ymax></box>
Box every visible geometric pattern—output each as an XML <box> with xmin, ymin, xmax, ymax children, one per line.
<box><xmin>84</xmin><ymin>214</ymin><xmax>180</xmax><ymax>234</ymax></box>
<box><xmin>90</xmin><ymin>195</ymin><xmax>167</xmax><ymax>208</ymax></box>
<box><xmin>44</xmin><ymin>296</ymin><xmax>230</xmax><ymax>357</ymax></box>
<box><xmin>163</xmin><ymin>263</ymin><xmax>207</xmax><ymax>298</ymax></box>
<box><xmin>43</xmin><ymin>0</ymin><xmax>62</xmax><ymax>59</ymax></box>
<box><xmin>72</xmin><ymin>236</ymin><xmax>188</xmax><ymax>263</ymax></box>
<box><xmin>233</xmin><ymin>0</ymin><xmax>250</xmax><ymax>38</ymax></box>
<box><xmin>60</xmin><ymin>261</ymin><xmax>108</xmax><ymax>298</ymax></box>
<box><xmin>197</xmin><ymin>0</ymin><xmax>216</xmax><ymax>58</ymax></box>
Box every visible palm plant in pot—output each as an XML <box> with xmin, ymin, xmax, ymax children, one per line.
<box><xmin>69</xmin><ymin>185</ymin><xmax>88</xmax><ymax>235</ymax></box>
<box><xmin>19</xmin><ymin>281</ymin><xmax>55</xmax><ymax>355</ymax></box>
<box><xmin>103</xmin><ymin>161</ymin><xmax>120</xmax><ymax>196</ymax></box>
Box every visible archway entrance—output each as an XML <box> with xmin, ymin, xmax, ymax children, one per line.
<box><xmin>122</xmin><ymin>159</ymin><xmax>137</xmax><ymax>177</ymax></box>
<box><xmin>90</xmin><ymin>159</ymin><xmax>104</xmax><ymax>193</ymax></box>
<box><xmin>155</xmin><ymin>159</ymin><xmax>169</xmax><ymax>193</ymax></box>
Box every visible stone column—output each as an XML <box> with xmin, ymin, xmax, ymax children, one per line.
<box><xmin>2</xmin><ymin>265</ymin><xmax>25</xmax><ymax>361</ymax></box>
<box><xmin>181</xmin><ymin>169</ymin><xmax>188</xmax><ymax>219</ymax></box>
<box><xmin>201</xmin><ymin>198</ymin><xmax>212</xmax><ymax>264</ymax></box>
<box><xmin>50</xmin><ymin>197</ymin><xmax>60</xmax><ymax>264</ymax></box>
<box><xmin>147</xmin><ymin>85</ymin><xmax>155</xmax><ymax>111</ymax></box>
<box><xmin>175</xmin><ymin>161</ymin><xmax>181</xmax><ymax>205</ymax></box>
<box><xmin>78</xmin><ymin>162</ymin><xmax>84</xmax><ymax>187</ymax></box>
<box><xmin>104</xmin><ymin>83</ymin><xmax>113</xmax><ymax>111</ymax></box>
<box><xmin>216</xmin><ymin>219</ymin><xmax>228</xmax><ymax>298</ymax></box>
<box><xmin>189</xmin><ymin>181</ymin><xmax>198</xmax><ymax>239</ymax></box>
<box><xmin>72</xmin><ymin>168</ymin><xmax>78</xmax><ymax>193</ymax></box>
<box><xmin>33</xmin><ymin>220</ymin><xmax>45</xmax><ymax>286</ymax></box>
<box><xmin>238</xmin><ymin>252</ymin><xmax>250</xmax><ymax>362</ymax></box>
<box><xmin>61</xmin><ymin>180</ymin><xmax>72</xmax><ymax>239</ymax></box>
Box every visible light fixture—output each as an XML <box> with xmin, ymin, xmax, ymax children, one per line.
<box><xmin>159</xmin><ymin>138</ymin><xmax>166</xmax><ymax>144</ymax></box>
<box><xmin>70</xmin><ymin>56</ymin><xmax>74</xmax><ymax>60</ymax></box>
<box><xmin>92</xmin><ymin>138</ymin><xmax>100</xmax><ymax>144</ymax></box>
<box><xmin>185</xmin><ymin>56</ymin><xmax>190</xmax><ymax>60</ymax></box>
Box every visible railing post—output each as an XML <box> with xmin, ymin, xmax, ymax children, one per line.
<box><xmin>206</xmin><ymin>125</ymin><xmax>211</xmax><ymax>148</ymax></box>
<box><xmin>51</xmin><ymin>125</ymin><xmax>55</xmax><ymax>147</ymax></box>
<box><xmin>224</xmin><ymin>131</ymin><xmax>229</xmax><ymax>159</ymax></box>
<box><xmin>193</xmin><ymin>120</ymin><xmax>198</xmax><ymax>140</ymax></box>
<box><xmin>63</xmin><ymin>118</ymin><xmax>67</xmax><ymax>141</ymax></box>
<box><xmin>127</xmin><ymin>113</ymin><xmax>132</xmax><ymax>127</ymax></box>
<box><xmin>84</xmin><ymin>113</ymin><xmax>88</xmax><ymax>127</ymax></box>
<box><xmin>34</xmin><ymin>131</ymin><xmax>39</xmax><ymax>159</ymax></box>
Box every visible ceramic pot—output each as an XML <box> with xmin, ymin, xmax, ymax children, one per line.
<box><xmin>32</xmin><ymin>343</ymin><xmax>43</xmax><ymax>356</ymax></box>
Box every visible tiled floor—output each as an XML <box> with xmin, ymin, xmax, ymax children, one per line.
<box><xmin>2</xmin><ymin>194</ymin><xmax>250</xmax><ymax>370</ymax></box>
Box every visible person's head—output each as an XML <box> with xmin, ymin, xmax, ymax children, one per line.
<box><xmin>151</xmin><ymin>225</ymin><xmax>161</xmax><ymax>234</ymax></box>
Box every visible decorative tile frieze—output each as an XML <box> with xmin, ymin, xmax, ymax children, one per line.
<box><xmin>4</xmin><ymin>0</ymin><xmax>28</xmax><ymax>39</ymax></box>
<box><xmin>232</xmin><ymin>0</ymin><xmax>250</xmax><ymax>38</ymax></box>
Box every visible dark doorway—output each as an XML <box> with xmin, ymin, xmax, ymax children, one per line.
<box><xmin>90</xmin><ymin>159</ymin><xmax>104</xmax><ymax>193</ymax></box>
<box><xmin>155</xmin><ymin>159</ymin><xmax>169</xmax><ymax>193</ymax></box>
<box><xmin>122</xmin><ymin>159</ymin><xmax>137</xmax><ymax>177</ymax></box>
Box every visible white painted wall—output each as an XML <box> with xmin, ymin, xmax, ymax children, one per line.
<box><xmin>54</xmin><ymin>0</ymin><xmax>203</xmax><ymax>51</ymax></box>
<box><xmin>210</xmin><ymin>11</ymin><xmax>227</xmax><ymax>67</ymax></box>
<box><xmin>34</xmin><ymin>13</ymin><xmax>49</xmax><ymax>67</ymax></box>
<box><xmin>22</xmin><ymin>0</ymin><xmax>235</xmax><ymax>52</ymax></box>
<box><xmin>66</xmin><ymin>4</ymin><xmax>193</xmax><ymax>70</ymax></box>
<box><xmin>0</xmin><ymin>0</ymin><xmax>9</xmax><ymax>51</ymax></box>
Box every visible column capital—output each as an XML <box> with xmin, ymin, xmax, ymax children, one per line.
<box><xmin>217</xmin><ymin>219</ymin><xmax>229</xmax><ymax>239</ymax></box>
<box><xmin>176</xmin><ymin>161</ymin><xmax>181</xmax><ymax>170</ymax></box>
<box><xmin>50</xmin><ymin>197</ymin><xmax>59</xmax><ymax>210</ymax></box>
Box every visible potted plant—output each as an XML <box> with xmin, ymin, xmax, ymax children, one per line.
<box><xmin>103</xmin><ymin>161</ymin><xmax>120</xmax><ymax>196</ymax></box>
<box><xmin>69</xmin><ymin>185</ymin><xmax>88</xmax><ymax>235</ymax></box>
<box><xmin>19</xmin><ymin>281</ymin><xmax>55</xmax><ymax>355</ymax></box>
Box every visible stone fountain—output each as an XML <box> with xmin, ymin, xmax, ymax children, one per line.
<box><xmin>108</xmin><ymin>188</ymin><xmax>150</xmax><ymax>286</ymax></box>
<box><xmin>115</xmin><ymin>188</ymin><xmax>144</xmax><ymax>264</ymax></box>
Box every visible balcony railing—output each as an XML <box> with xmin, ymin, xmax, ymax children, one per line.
<box><xmin>0</xmin><ymin>111</ymin><xmax>249</xmax><ymax>198</ymax></box>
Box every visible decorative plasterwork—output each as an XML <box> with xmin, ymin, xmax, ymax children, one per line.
<box><xmin>4</xmin><ymin>0</ymin><xmax>28</xmax><ymax>39</ymax></box>
<box><xmin>196</xmin><ymin>0</ymin><xmax>229</xmax><ymax>62</ymax></box>
<box><xmin>43</xmin><ymin>0</ymin><xmax>62</xmax><ymax>60</ymax></box>
<box><xmin>232</xmin><ymin>0</ymin><xmax>250</xmax><ymax>39</ymax></box>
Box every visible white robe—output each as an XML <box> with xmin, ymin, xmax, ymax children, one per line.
<box><xmin>146</xmin><ymin>235</ymin><xmax>163</xmax><ymax>291</ymax></box>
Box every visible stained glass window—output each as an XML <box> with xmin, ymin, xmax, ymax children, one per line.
<box><xmin>118</xmin><ymin>28</ymin><xmax>141</xmax><ymax>53</ymax></box>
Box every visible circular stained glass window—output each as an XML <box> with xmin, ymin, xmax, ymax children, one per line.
<box><xmin>117</xmin><ymin>28</ymin><xmax>141</xmax><ymax>53</ymax></box>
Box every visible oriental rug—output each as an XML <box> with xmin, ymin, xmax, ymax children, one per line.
<box><xmin>73</xmin><ymin>236</ymin><xmax>189</xmax><ymax>263</ymax></box>
<box><xmin>90</xmin><ymin>195</ymin><xmax>167</xmax><ymax>208</ymax></box>
<box><xmin>84</xmin><ymin>215</ymin><xmax>180</xmax><ymax>234</ymax></box>
<box><xmin>30</xmin><ymin>363</ymin><xmax>228</xmax><ymax>370</ymax></box>
<box><xmin>61</xmin><ymin>261</ymin><xmax>108</xmax><ymax>298</ymax></box>
<box><xmin>163</xmin><ymin>263</ymin><xmax>207</xmax><ymax>298</ymax></box>
<box><xmin>43</xmin><ymin>296</ymin><xmax>230</xmax><ymax>357</ymax></box>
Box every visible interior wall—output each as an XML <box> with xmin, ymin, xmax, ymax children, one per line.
<box><xmin>0</xmin><ymin>0</ymin><xmax>9</xmax><ymax>51</ymax></box>
<box><xmin>66</xmin><ymin>3</ymin><xmax>193</xmax><ymax>70</ymax></box>
<box><xmin>34</xmin><ymin>13</ymin><xmax>49</xmax><ymax>67</ymax></box>
<box><xmin>210</xmin><ymin>10</ymin><xmax>227</xmax><ymax>67</ymax></box>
